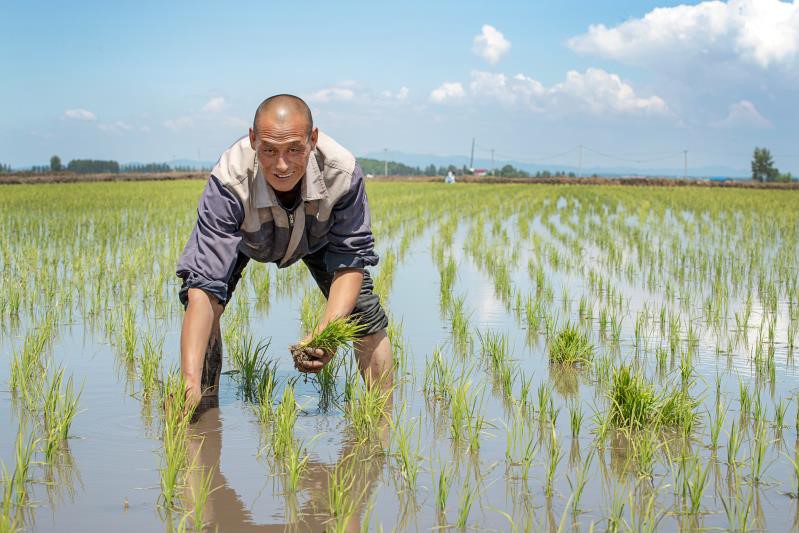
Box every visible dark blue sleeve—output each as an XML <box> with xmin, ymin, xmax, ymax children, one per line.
<box><xmin>324</xmin><ymin>162</ymin><xmax>380</xmax><ymax>273</ymax></box>
<box><xmin>176</xmin><ymin>175</ymin><xmax>245</xmax><ymax>305</ymax></box>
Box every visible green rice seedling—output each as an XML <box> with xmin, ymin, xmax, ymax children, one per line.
<box><xmin>708</xmin><ymin>402</ymin><xmax>726</xmax><ymax>449</ymax></box>
<box><xmin>293</xmin><ymin>316</ymin><xmax>366</xmax><ymax>368</ymax></box>
<box><xmin>1</xmin><ymin>462</ymin><xmax>18</xmax><ymax>533</ymax></box>
<box><xmin>345</xmin><ymin>375</ymin><xmax>392</xmax><ymax>444</ymax></box>
<box><xmin>477</xmin><ymin>329</ymin><xmax>509</xmax><ymax>370</ymax></box>
<box><xmin>727</xmin><ymin>420</ymin><xmax>742</xmax><ymax>470</ymax></box>
<box><xmin>455</xmin><ymin>481</ymin><xmax>475</xmax><ymax>529</ymax></box>
<box><xmin>738</xmin><ymin>379</ymin><xmax>751</xmax><ymax>419</ymax></box>
<box><xmin>186</xmin><ymin>448</ymin><xmax>217</xmax><ymax>531</ymax></box>
<box><xmin>536</xmin><ymin>383</ymin><xmax>554</xmax><ymax>423</ymax></box>
<box><xmin>255</xmin><ymin>360</ymin><xmax>279</xmax><ymax>424</ymax></box>
<box><xmin>545</xmin><ymin>424</ymin><xmax>563</xmax><ymax>498</ymax></box>
<box><xmin>423</xmin><ymin>347</ymin><xmax>454</xmax><ymax>400</ymax></box>
<box><xmin>439</xmin><ymin>255</ymin><xmax>456</xmax><ymax>310</ymax></box>
<box><xmin>774</xmin><ymin>398</ymin><xmax>787</xmax><ymax>430</ymax></box>
<box><xmin>326</xmin><ymin>455</ymin><xmax>366</xmax><ymax>533</ymax></box>
<box><xmin>685</xmin><ymin>455</ymin><xmax>711</xmax><ymax>516</ymax></box>
<box><xmin>139</xmin><ymin>333</ymin><xmax>164</xmax><ymax>399</ymax></box>
<box><xmin>299</xmin><ymin>287</ymin><xmax>325</xmax><ymax>333</ymax></box>
<box><xmin>159</xmin><ymin>371</ymin><xmax>194</xmax><ymax>509</ymax></box>
<box><xmin>608</xmin><ymin>365</ymin><xmax>658</xmax><ymax>430</ymax></box>
<box><xmin>548</xmin><ymin>323</ymin><xmax>594</xmax><ymax>367</ymax></box>
<box><xmin>569</xmin><ymin>402</ymin><xmax>584</xmax><ymax>438</ymax></box>
<box><xmin>435</xmin><ymin>461</ymin><xmax>454</xmax><ymax>514</ymax></box>
<box><xmin>568</xmin><ymin>448</ymin><xmax>595</xmax><ymax>515</ymax></box>
<box><xmin>392</xmin><ymin>414</ymin><xmax>422</xmax><ymax>492</ymax></box>
<box><xmin>11</xmin><ymin>428</ymin><xmax>36</xmax><ymax>508</ymax></box>
<box><xmin>659</xmin><ymin>387</ymin><xmax>699</xmax><ymax>432</ymax></box>
<box><xmin>786</xmin><ymin>445</ymin><xmax>799</xmax><ymax>498</ymax></box>
<box><xmin>282</xmin><ymin>441</ymin><xmax>310</xmax><ymax>493</ymax></box>
<box><xmin>655</xmin><ymin>346</ymin><xmax>668</xmax><ymax>375</ymax></box>
<box><xmin>42</xmin><ymin>367</ymin><xmax>82</xmax><ymax>461</ymax></box>
<box><xmin>632</xmin><ymin>427</ymin><xmax>660</xmax><ymax>478</ymax></box>
<box><xmin>120</xmin><ymin>305</ymin><xmax>137</xmax><ymax>362</ymax></box>
<box><xmin>450</xmin><ymin>296</ymin><xmax>471</xmax><ymax>348</ymax></box>
<box><xmin>271</xmin><ymin>384</ymin><xmax>298</xmax><ymax>458</ymax></box>
<box><xmin>230</xmin><ymin>335</ymin><xmax>272</xmax><ymax>401</ymax></box>
<box><xmin>749</xmin><ymin>419</ymin><xmax>770</xmax><ymax>485</ymax></box>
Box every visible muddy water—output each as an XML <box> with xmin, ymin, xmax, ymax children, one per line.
<box><xmin>2</xmin><ymin>188</ymin><xmax>799</xmax><ymax>531</ymax></box>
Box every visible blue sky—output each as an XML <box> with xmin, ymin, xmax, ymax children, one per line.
<box><xmin>2</xmin><ymin>0</ymin><xmax>798</xmax><ymax>174</ymax></box>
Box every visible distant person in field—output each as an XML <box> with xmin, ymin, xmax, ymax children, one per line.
<box><xmin>445</xmin><ymin>170</ymin><xmax>456</xmax><ymax>184</ymax></box>
<box><xmin>176</xmin><ymin>94</ymin><xmax>392</xmax><ymax>408</ymax></box>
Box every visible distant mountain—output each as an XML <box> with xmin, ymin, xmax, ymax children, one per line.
<box><xmin>361</xmin><ymin>150</ymin><xmax>750</xmax><ymax>179</ymax></box>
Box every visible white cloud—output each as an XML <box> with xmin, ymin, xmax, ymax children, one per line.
<box><xmin>712</xmin><ymin>99</ymin><xmax>772</xmax><ymax>128</ymax></box>
<box><xmin>472</xmin><ymin>24</ymin><xmax>511</xmax><ymax>64</ymax></box>
<box><xmin>568</xmin><ymin>0</ymin><xmax>799</xmax><ymax>71</ymax></box>
<box><xmin>463</xmin><ymin>68</ymin><xmax>670</xmax><ymax>117</ymax></box>
<box><xmin>63</xmin><ymin>108</ymin><xmax>96</xmax><ymax>121</ymax></box>
<box><xmin>164</xmin><ymin>116</ymin><xmax>193</xmax><ymax>131</ymax></box>
<box><xmin>307</xmin><ymin>86</ymin><xmax>355</xmax><ymax>103</ymax></box>
<box><xmin>201</xmin><ymin>96</ymin><xmax>226</xmax><ymax>113</ymax></box>
<box><xmin>380</xmin><ymin>86</ymin><xmax>410</xmax><ymax>101</ymax></box>
<box><xmin>98</xmin><ymin>121</ymin><xmax>133</xmax><ymax>134</ymax></box>
<box><xmin>552</xmin><ymin>68</ymin><xmax>670</xmax><ymax>116</ymax></box>
<box><xmin>429</xmin><ymin>82</ymin><xmax>466</xmax><ymax>103</ymax></box>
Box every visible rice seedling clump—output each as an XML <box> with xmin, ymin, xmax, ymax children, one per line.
<box><xmin>291</xmin><ymin>316</ymin><xmax>366</xmax><ymax>370</ymax></box>
<box><xmin>548</xmin><ymin>323</ymin><xmax>594</xmax><ymax>366</ymax></box>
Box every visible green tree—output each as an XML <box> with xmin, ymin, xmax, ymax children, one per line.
<box><xmin>50</xmin><ymin>155</ymin><xmax>62</xmax><ymax>172</ymax></box>
<box><xmin>751</xmin><ymin>147</ymin><xmax>778</xmax><ymax>182</ymax></box>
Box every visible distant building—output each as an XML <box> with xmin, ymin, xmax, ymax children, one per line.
<box><xmin>472</xmin><ymin>168</ymin><xmax>488</xmax><ymax>177</ymax></box>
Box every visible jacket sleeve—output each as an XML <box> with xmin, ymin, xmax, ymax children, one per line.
<box><xmin>323</xmin><ymin>162</ymin><xmax>380</xmax><ymax>273</ymax></box>
<box><xmin>176</xmin><ymin>175</ymin><xmax>245</xmax><ymax>306</ymax></box>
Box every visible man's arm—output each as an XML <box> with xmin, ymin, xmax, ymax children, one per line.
<box><xmin>295</xmin><ymin>163</ymin><xmax>377</xmax><ymax>372</ymax></box>
<box><xmin>176</xmin><ymin>176</ymin><xmax>244</xmax><ymax>402</ymax></box>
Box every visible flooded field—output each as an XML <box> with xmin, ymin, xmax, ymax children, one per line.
<box><xmin>1</xmin><ymin>180</ymin><xmax>799</xmax><ymax>531</ymax></box>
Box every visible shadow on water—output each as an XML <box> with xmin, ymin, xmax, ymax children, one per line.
<box><xmin>184</xmin><ymin>399</ymin><xmax>385</xmax><ymax>532</ymax></box>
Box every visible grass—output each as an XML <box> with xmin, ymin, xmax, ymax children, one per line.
<box><xmin>229</xmin><ymin>335</ymin><xmax>272</xmax><ymax>401</ymax></box>
<box><xmin>607</xmin><ymin>364</ymin><xmax>698</xmax><ymax>432</ymax></box>
<box><xmin>271</xmin><ymin>384</ymin><xmax>298</xmax><ymax>459</ymax></box>
<box><xmin>345</xmin><ymin>375</ymin><xmax>392</xmax><ymax>443</ymax></box>
<box><xmin>300</xmin><ymin>316</ymin><xmax>367</xmax><ymax>354</ymax></box>
<box><xmin>42</xmin><ymin>367</ymin><xmax>82</xmax><ymax>461</ymax></box>
<box><xmin>548</xmin><ymin>323</ymin><xmax>594</xmax><ymax>366</ymax></box>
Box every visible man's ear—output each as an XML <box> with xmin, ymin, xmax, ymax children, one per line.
<box><xmin>310</xmin><ymin>127</ymin><xmax>319</xmax><ymax>150</ymax></box>
<box><xmin>249</xmin><ymin>128</ymin><xmax>256</xmax><ymax>150</ymax></box>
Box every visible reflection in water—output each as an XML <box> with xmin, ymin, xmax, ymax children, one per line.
<box><xmin>184</xmin><ymin>400</ymin><xmax>386</xmax><ymax>532</ymax></box>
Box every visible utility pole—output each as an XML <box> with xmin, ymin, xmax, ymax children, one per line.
<box><xmin>578</xmin><ymin>144</ymin><xmax>583</xmax><ymax>178</ymax></box>
<box><xmin>490</xmin><ymin>148</ymin><xmax>495</xmax><ymax>175</ymax></box>
<box><xmin>683</xmin><ymin>150</ymin><xmax>688</xmax><ymax>179</ymax></box>
<box><xmin>384</xmin><ymin>148</ymin><xmax>388</xmax><ymax>177</ymax></box>
<box><xmin>469</xmin><ymin>138</ymin><xmax>475</xmax><ymax>170</ymax></box>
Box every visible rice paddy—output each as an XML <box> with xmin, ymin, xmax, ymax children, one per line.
<box><xmin>1</xmin><ymin>179</ymin><xmax>798</xmax><ymax>530</ymax></box>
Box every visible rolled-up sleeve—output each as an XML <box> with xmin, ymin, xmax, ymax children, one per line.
<box><xmin>324</xmin><ymin>162</ymin><xmax>379</xmax><ymax>273</ymax></box>
<box><xmin>176</xmin><ymin>175</ymin><xmax>245</xmax><ymax>306</ymax></box>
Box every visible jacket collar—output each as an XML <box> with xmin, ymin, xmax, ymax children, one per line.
<box><xmin>253</xmin><ymin>150</ymin><xmax>328</xmax><ymax>208</ymax></box>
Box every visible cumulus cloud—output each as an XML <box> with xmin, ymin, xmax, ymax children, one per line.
<box><xmin>441</xmin><ymin>68</ymin><xmax>671</xmax><ymax>117</ymax></box>
<box><xmin>307</xmin><ymin>86</ymin><xmax>355</xmax><ymax>103</ymax></box>
<box><xmin>712</xmin><ymin>99</ymin><xmax>772</xmax><ymax>128</ymax></box>
<box><xmin>201</xmin><ymin>96</ymin><xmax>226</xmax><ymax>113</ymax></box>
<box><xmin>429</xmin><ymin>82</ymin><xmax>466</xmax><ymax>103</ymax></box>
<box><xmin>63</xmin><ymin>108</ymin><xmax>96</xmax><ymax>121</ymax></box>
<box><xmin>568</xmin><ymin>0</ymin><xmax>799</xmax><ymax>71</ymax></box>
<box><xmin>473</xmin><ymin>25</ymin><xmax>511</xmax><ymax>64</ymax></box>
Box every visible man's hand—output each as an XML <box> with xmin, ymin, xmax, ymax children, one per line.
<box><xmin>293</xmin><ymin>345</ymin><xmax>334</xmax><ymax>373</ymax></box>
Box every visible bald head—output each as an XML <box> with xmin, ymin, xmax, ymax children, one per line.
<box><xmin>253</xmin><ymin>94</ymin><xmax>313</xmax><ymax>138</ymax></box>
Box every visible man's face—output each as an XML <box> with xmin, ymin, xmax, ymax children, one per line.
<box><xmin>249</xmin><ymin>116</ymin><xmax>318</xmax><ymax>193</ymax></box>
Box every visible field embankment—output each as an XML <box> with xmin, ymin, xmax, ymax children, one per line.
<box><xmin>3</xmin><ymin>171</ymin><xmax>798</xmax><ymax>189</ymax></box>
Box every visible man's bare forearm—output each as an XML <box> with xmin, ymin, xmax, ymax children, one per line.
<box><xmin>180</xmin><ymin>288</ymin><xmax>217</xmax><ymax>391</ymax></box>
<box><xmin>316</xmin><ymin>269</ymin><xmax>363</xmax><ymax>333</ymax></box>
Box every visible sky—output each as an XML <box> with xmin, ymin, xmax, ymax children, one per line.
<box><xmin>2</xmin><ymin>0</ymin><xmax>799</xmax><ymax>175</ymax></box>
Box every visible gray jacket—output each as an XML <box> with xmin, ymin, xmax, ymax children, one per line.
<box><xmin>176</xmin><ymin>131</ymin><xmax>378</xmax><ymax>305</ymax></box>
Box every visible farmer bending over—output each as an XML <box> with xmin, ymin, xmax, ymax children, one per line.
<box><xmin>176</xmin><ymin>94</ymin><xmax>392</xmax><ymax>407</ymax></box>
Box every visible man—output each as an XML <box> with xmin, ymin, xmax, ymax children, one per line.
<box><xmin>176</xmin><ymin>94</ymin><xmax>392</xmax><ymax>407</ymax></box>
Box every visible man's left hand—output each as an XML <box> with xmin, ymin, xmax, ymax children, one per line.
<box><xmin>293</xmin><ymin>345</ymin><xmax>334</xmax><ymax>373</ymax></box>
